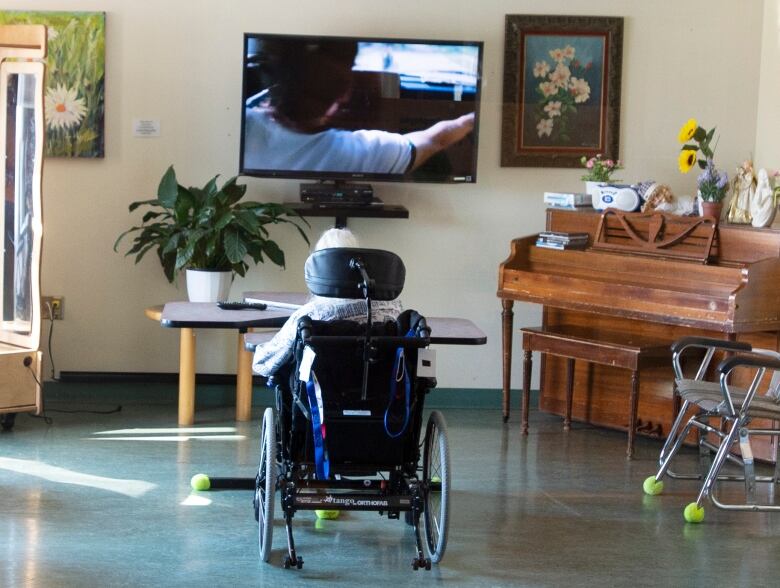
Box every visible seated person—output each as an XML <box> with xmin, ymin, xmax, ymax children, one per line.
<box><xmin>243</xmin><ymin>38</ymin><xmax>474</xmax><ymax>174</ymax></box>
<box><xmin>252</xmin><ymin>227</ymin><xmax>403</xmax><ymax>377</ymax></box>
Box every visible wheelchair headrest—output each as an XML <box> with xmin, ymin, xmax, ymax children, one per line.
<box><xmin>304</xmin><ymin>248</ymin><xmax>405</xmax><ymax>300</ymax></box>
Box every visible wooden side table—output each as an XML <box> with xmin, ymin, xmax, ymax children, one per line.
<box><xmin>147</xmin><ymin>302</ymin><xmax>293</xmax><ymax>425</ymax></box>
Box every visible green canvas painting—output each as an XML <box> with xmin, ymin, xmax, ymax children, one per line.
<box><xmin>0</xmin><ymin>11</ymin><xmax>105</xmax><ymax>158</ymax></box>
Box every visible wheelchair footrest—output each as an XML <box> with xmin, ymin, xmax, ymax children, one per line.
<box><xmin>294</xmin><ymin>492</ymin><xmax>413</xmax><ymax>511</ymax></box>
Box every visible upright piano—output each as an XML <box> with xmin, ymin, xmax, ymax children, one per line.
<box><xmin>498</xmin><ymin>208</ymin><xmax>780</xmax><ymax>458</ymax></box>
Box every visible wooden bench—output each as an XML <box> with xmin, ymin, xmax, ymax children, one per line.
<box><xmin>520</xmin><ymin>326</ymin><xmax>672</xmax><ymax>458</ymax></box>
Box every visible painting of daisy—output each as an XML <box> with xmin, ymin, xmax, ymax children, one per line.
<box><xmin>501</xmin><ymin>15</ymin><xmax>623</xmax><ymax>168</ymax></box>
<box><xmin>0</xmin><ymin>11</ymin><xmax>105</xmax><ymax>158</ymax></box>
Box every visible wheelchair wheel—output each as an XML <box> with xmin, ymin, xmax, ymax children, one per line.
<box><xmin>256</xmin><ymin>407</ymin><xmax>277</xmax><ymax>562</ymax></box>
<box><xmin>422</xmin><ymin>410</ymin><xmax>450</xmax><ymax>563</ymax></box>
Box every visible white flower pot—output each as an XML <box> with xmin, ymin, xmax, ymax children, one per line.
<box><xmin>586</xmin><ymin>181</ymin><xmax>605</xmax><ymax>208</ymax></box>
<box><xmin>186</xmin><ymin>269</ymin><xmax>232</xmax><ymax>302</ymax></box>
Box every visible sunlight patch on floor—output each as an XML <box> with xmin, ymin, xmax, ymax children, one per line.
<box><xmin>0</xmin><ymin>457</ymin><xmax>156</xmax><ymax>498</ymax></box>
<box><xmin>86</xmin><ymin>435</ymin><xmax>245</xmax><ymax>442</ymax></box>
<box><xmin>93</xmin><ymin>427</ymin><xmax>238</xmax><ymax>435</ymax></box>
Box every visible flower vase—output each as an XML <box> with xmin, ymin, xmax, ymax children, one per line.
<box><xmin>700</xmin><ymin>201</ymin><xmax>723</xmax><ymax>222</ymax></box>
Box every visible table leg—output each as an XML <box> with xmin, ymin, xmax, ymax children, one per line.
<box><xmin>236</xmin><ymin>331</ymin><xmax>253</xmax><ymax>422</ymax></box>
<box><xmin>564</xmin><ymin>358</ymin><xmax>575</xmax><ymax>431</ymax></box>
<box><xmin>522</xmin><ymin>349</ymin><xmax>531</xmax><ymax>435</ymax></box>
<box><xmin>627</xmin><ymin>370</ymin><xmax>639</xmax><ymax>459</ymax></box>
<box><xmin>501</xmin><ymin>299</ymin><xmax>514</xmax><ymax>423</ymax></box>
<box><xmin>178</xmin><ymin>328</ymin><xmax>196</xmax><ymax>426</ymax></box>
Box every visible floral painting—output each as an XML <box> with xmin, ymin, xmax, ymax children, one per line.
<box><xmin>501</xmin><ymin>15</ymin><xmax>623</xmax><ymax>168</ymax></box>
<box><xmin>0</xmin><ymin>11</ymin><xmax>105</xmax><ymax>158</ymax></box>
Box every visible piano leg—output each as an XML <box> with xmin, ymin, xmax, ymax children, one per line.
<box><xmin>564</xmin><ymin>358</ymin><xmax>575</xmax><ymax>431</ymax></box>
<box><xmin>521</xmin><ymin>349</ymin><xmax>531</xmax><ymax>435</ymax></box>
<box><xmin>501</xmin><ymin>299</ymin><xmax>514</xmax><ymax>423</ymax></box>
<box><xmin>627</xmin><ymin>371</ymin><xmax>640</xmax><ymax>459</ymax></box>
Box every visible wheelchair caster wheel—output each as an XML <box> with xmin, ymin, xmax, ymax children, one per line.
<box><xmin>411</xmin><ymin>559</ymin><xmax>419</xmax><ymax>571</ymax></box>
<box><xmin>296</xmin><ymin>557</ymin><xmax>304</xmax><ymax>569</ymax></box>
<box><xmin>283</xmin><ymin>557</ymin><xmax>291</xmax><ymax>569</ymax></box>
<box><xmin>642</xmin><ymin>475</ymin><xmax>664</xmax><ymax>496</ymax></box>
<box><xmin>425</xmin><ymin>558</ymin><xmax>432</xmax><ymax>571</ymax></box>
<box><xmin>684</xmin><ymin>502</ymin><xmax>705</xmax><ymax>523</ymax></box>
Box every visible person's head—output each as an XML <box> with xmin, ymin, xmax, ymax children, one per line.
<box><xmin>265</xmin><ymin>39</ymin><xmax>358</xmax><ymax>132</ymax></box>
<box><xmin>314</xmin><ymin>228</ymin><xmax>358</xmax><ymax>251</ymax></box>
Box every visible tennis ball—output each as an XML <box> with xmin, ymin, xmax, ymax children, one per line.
<box><xmin>642</xmin><ymin>476</ymin><xmax>664</xmax><ymax>496</ymax></box>
<box><xmin>315</xmin><ymin>509</ymin><xmax>340</xmax><ymax>520</ymax></box>
<box><xmin>683</xmin><ymin>502</ymin><xmax>705</xmax><ymax>523</ymax></box>
<box><xmin>191</xmin><ymin>473</ymin><xmax>211</xmax><ymax>491</ymax></box>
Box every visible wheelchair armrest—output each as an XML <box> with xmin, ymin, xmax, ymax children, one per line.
<box><xmin>671</xmin><ymin>336</ymin><xmax>752</xmax><ymax>355</ymax></box>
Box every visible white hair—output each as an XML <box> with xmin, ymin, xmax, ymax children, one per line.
<box><xmin>314</xmin><ymin>228</ymin><xmax>359</xmax><ymax>251</ymax></box>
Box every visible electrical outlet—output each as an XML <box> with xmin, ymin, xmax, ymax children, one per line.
<box><xmin>42</xmin><ymin>296</ymin><xmax>64</xmax><ymax>320</ymax></box>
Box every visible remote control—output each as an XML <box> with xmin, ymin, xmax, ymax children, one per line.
<box><xmin>217</xmin><ymin>301</ymin><xmax>267</xmax><ymax>311</ymax></box>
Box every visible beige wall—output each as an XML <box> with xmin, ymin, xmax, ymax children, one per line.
<box><xmin>756</xmin><ymin>0</ymin><xmax>780</xmax><ymax>168</ymax></box>
<box><xmin>6</xmin><ymin>0</ymin><xmax>766</xmax><ymax>389</ymax></box>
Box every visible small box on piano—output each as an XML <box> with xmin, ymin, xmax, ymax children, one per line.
<box><xmin>543</xmin><ymin>191</ymin><xmax>590</xmax><ymax>208</ymax></box>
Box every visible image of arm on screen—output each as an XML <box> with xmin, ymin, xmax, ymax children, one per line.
<box><xmin>404</xmin><ymin>112</ymin><xmax>475</xmax><ymax>171</ymax></box>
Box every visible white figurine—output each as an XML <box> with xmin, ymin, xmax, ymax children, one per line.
<box><xmin>751</xmin><ymin>168</ymin><xmax>776</xmax><ymax>228</ymax></box>
<box><xmin>727</xmin><ymin>161</ymin><xmax>755</xmax><ymax>224</ymax></box>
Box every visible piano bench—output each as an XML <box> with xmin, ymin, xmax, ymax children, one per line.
<box><xmin>519</xmin><ymin>326</ymin><xmax>672</xmax><ymax>459</ymax></box>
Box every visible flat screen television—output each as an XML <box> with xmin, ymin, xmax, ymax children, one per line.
<box><xmin>239</xmin><ymin>33</ymin><xmax>483</xmax><ymax>184</ymax></box>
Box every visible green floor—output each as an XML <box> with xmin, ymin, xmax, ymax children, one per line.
<box><xmin>2</xmin><ymin>387</ymin><xmax>780</xmax><ymax>587</ymax></box>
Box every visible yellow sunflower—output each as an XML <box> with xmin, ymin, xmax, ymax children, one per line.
<box><xmin>678</xmin><ymin>149</ymin><xmax>697</xmax><ymax>173</ymax></box>
<box><xmin>678</xmin><ymin>118</ymin><xmax>698</xmax><ymax>143</ymax></box>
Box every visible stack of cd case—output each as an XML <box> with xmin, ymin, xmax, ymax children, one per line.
<box><xmin>535</xmin><ymin>231</ymin><xmax>590</xmax><ymax>250</ymax></box>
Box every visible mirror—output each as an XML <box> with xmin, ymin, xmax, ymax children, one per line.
<box><xmin>0</xmin><ymin>61</ymin><xmax>43</xmax><ymax>350</ymax></box>
<box><xmin>2</xmin><ymin>72</ymin><xmax>36</xmax><ymax>334</ymax></box>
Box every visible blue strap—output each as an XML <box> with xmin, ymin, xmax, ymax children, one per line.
<box><xmin>305</xmin><ymin>373</ymin><xmax>329</xmax><ymax>480</ymax></box>
<box><xmin>384</xmin><ymin>329</ymin><xmax>415</xmax><ymax>438</ymax></box>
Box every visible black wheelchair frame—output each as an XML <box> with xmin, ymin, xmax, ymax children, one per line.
<box><xmin>253</xmin><ymin>248</ymin><xmax>451</xmax><ymax>571</ymax></box>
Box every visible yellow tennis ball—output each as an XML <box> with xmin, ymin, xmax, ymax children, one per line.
<box><xmin>191</xmin><ymin>473</ymin><xmax>211</xmax><ymax>491</ymax></box>
<box><xmin>683</xmin><ymin>503</ymin><xmax>704</xmax><ymax>523</ymax></box>
<box><xmin>315</xmin><ymin>509</ymin><xmax>340</xmax><ymax>520</ymax></box>
<box><xmin>642</xmin><ymin>476</ymin><xmax>664</xmax><ymax>496</ymax></box>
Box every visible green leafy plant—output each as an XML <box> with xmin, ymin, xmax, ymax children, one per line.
<box><xmin>114</xmin><ymin>166</ymin><xmax>309</xmax><ymax>282</ymax></box>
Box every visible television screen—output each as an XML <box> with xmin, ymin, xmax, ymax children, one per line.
<box><xmin>240</xmin><ymin>33</ymin><xmax>483</xmax><ymax>183</ymax></box>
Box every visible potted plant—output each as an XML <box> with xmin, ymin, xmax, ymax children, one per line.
<box><xmin>580</xmin><ymin>154</ymin><xmax>622</xmax><ymax>198</ymax></box>
<box><xmin>677</xmin><ymin>118</ymin><xmax>729</xmax><ymax>220</ymax></box>
<box><xmin>114</xmin><ymin>165</ymin><xmax>309</xmax><ymax>301</ymax></box>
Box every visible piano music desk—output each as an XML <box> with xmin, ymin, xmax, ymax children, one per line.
<box><xmin>520</xmin><ymin>326</ymin><xmax>671</xmax><ymax>458</ymax></box>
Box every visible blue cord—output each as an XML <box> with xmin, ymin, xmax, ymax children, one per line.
<box><xmin>384</xmin><ymin>329</ymin><xmax>415</xmax><ymax>438</ymax></box>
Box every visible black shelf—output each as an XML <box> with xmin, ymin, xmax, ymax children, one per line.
<box><xmin>284</xmin><ymin>200</ymin><xmax>409</xmax><ymax>228</ymax></box>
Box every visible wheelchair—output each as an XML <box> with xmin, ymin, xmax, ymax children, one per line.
<box><xmin>642</xmin><ymin>336</ymin><xmax>780</xmax><ymax>523</ymax></box>
<box><xmin>254</xmin><ymin>247</ymin><xmax>450</xmax><ymax>570</ymax></box>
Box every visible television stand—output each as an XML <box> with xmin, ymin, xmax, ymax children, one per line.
<box><xmin>284</xmin><ymin>197</ymin><xmax>409</xmax><ymax>228</ymax></box>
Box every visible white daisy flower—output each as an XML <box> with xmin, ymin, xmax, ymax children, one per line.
<box><xmin>45</xmin><ymin>84</ymin><xmax>87</xmax><ymax>130</ymax></box>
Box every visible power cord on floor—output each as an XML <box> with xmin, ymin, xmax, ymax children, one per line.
<box><xmin>25</xmin><ymin>308</ymin><xmax>122</xmax><ymax>421</ymax></box>
<box><xmin>45</xmin><ymin>300</ymin><xmax>59</xmax><ymax>382</ymax></box>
